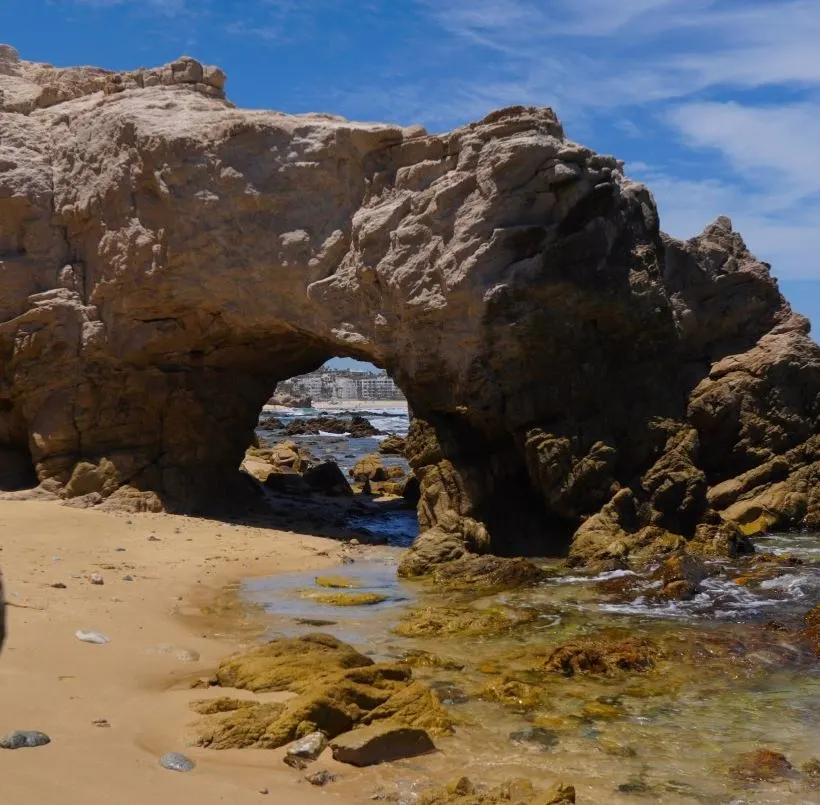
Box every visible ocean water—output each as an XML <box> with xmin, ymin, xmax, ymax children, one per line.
<box><xmin>255</xmin><ymin>405</ymin><xmax>417</xmax><ymax>546</ymax></box>
<box><xmin>244</xmin><ymin>531</ymin><xmax>820</xmax><ymax>804</ymax></box>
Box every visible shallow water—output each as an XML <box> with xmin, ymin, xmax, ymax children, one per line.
<box><xmin>256</xmin><ymin>406</ymin><xmax>417</xmax><ymax>545</ymax></box>
<box><xmin>243</xmin><ymin>532</ymin><xmax>820</xmax><ymax>804</ymax></box>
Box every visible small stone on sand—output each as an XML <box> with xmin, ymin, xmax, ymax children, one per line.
<box><xmin>75</xmin><ymin>630</ymin><xmax>110</xmax><ymax>644</ymax></box>
<box><xmin>0</xmin><ymin>731</ymin><xmax>51</xmax><ymax>749</ymax></box>
<box><xmin>159</xmin><ymin>752</ymin><xmax>195</xmax><ymax>772</ymax></box>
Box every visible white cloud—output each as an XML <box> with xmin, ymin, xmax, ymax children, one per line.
<box><xmin>666</xmin><ymin>101</ymin><xmax>820</xmax><ymax>204</ymax></box>
<box><xmin>412</xmin><ymin>0</ymin><xmax>820</xmax><ymax>280</ymax></box>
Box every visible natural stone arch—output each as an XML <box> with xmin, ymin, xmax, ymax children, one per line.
<box><xmin>1</xmin><ymin>49</ymin><xmax>818</xmax><ymax>569</ymax></box>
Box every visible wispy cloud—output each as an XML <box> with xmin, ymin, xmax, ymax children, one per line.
<box><xmin>409</xmin><ymin>0</ymin><xmax>820</xmax><ymax>280</ymax></box>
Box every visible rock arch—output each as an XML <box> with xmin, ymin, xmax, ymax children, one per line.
<box><xmin>1</xmin><ymin>49</ymin><xmax>818</xmax><ymax>567</ymax></box>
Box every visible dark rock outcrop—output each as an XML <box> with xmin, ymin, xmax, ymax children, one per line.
<box><xmin>284</xmin><ymin>414</ymin><xmax>380</xmax><ymax>438</ymax></box>
<box><xmin>0</xmin><ymin>48</ymin><xmax>817</xmax><ymax>568</ymax></box>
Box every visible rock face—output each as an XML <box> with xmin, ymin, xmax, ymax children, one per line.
<box><xmin>0</xmin><ymin>46</ymin><xmax>817</xmax><ymax>566</ymax></box>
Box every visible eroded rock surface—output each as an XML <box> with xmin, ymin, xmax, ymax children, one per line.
<box><xmin>194</xmin><ymin>633</ymin><xmax>453</xmax><ymax>749</ymax></box>
<box><xmin>0</xmin><ymin>46</ymin><xmax>817</xmax><ymax>566</ymax></box>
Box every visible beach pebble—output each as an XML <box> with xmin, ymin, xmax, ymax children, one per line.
<box><xmin>0</xmin><ymin>731</ymin><xmax>51</xmax><ymax>749</ymax></box>
<box><xmin>284</xmin><ymin>731</ymin><xmax>327</xmax><ymax>768</ymax></box>
<box><xmin>159</xmin><ymin>752</ymin><xmax>195</xmax><ymax>772</ymax></box>
<box><xmin>75</xmin><ymin>630</ymin><xmax>110</xmax><ymax>644</ymax></box>
<box><xmin>122</xmin><ymin>575</ymin><xmax>134</xmax><ymax>581</ymax></box>
<box><xmin>147</xmin><ymin>535</ymin><xmax>161</xmax><ymax>542</ymax></box>
<box><xmin>51</xmin><ymin>582</ymin><xmax>67</xmax><ymax>589</ymax></box>
<box><xmin>305</xmin><ymin>770</ymin><xmax>337</xmax><ymax>787</ymax></box>
<box><xmin>89</xmin><ymin>573</ymin><xmax>104</xmax><ymax>585</ymax></box>
<box><xmin>92</xmin><ymin>719</ymin><xmax>110</xmax><ymax>728</ymax></box>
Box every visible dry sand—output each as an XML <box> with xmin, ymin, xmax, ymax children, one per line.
<box><xmin>0</xmin><ymin>500</ymin><xmax>368</xmax><ymax>805</ymax></box>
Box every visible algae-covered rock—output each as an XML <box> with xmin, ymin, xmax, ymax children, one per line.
<box><xmin>197</xmin><ymin>648</ymin><xmax>454</xmax><ymax>750</ymax></box>
<box><xmin>215</xmin><ymin>633</ymin><xmax>373</xmax><ymax>693</ymax></box>
<box><xmin>803</xmin><ymin>603</ymin><xmax>820</xmax><ymax>654</ymax></box>
<box><xmin>655</xmin><ymin>553</ymin><xmax>711</xmax><ymax>600</ymax></box>
<box><xmin>330</xmin><ymin>723</ymin><xmax>435</xmax><ymax>766</ymax></box>
<box><xmin>542</xmin><ymin>636</ymin><xmax>661</xmax><ymax>676</ymax></box>
<box><xmin>480</xmin><ymin>677</ymin><xmax>545</xmax><ymax>710</ymax></box>
<box><xmin>398</xmin><ymin>512</ymin><xmax>491</xmax><ymax>578</ymax></box>
<box><xmin>190</xmin><ymin>697</ymin><xmax>259</xmax><ymax>715</ymax></box>
<box><xmin>398</xmin><ymin>649</ymin><xmax>465</xmax><ymax>671</ymax></box>
<box><xmin>379</xmin><ymin>435</ymin><xmax>407</xmax><ymax>456</ymax></box>
<box><xmin>416</xmin><ymin>777</ymin><xmax>575</xmax><ymax>804</ymax></box>
<box><xmin>393</xmin><ymin>605</ymin><xmax>536</xmax><ymax>638</ymax></box>
<box><xmin>314</xmin><ymin>576</ymin><xmax>362</xmax><ymax>589</ymax></box>
<box><xmin>729</xmin><ymin>748</ymin><xmax>793</xmax><ymax>782</ymax></box>
<box><xmin>197</xmin><ymin>701</ymin><xmax>287</xmax><ymax>749</ymax></box>
<box><xmin>580</xmin><ymin>701</ymin><xmax>625</xmax><ymax>720</ymax></box>
<box><xmin>431</xmin><ymin>555</ymin><xmax>547</xmax><ymax>592</ymax></box>
<box><xmin>304</xmin><ymin>591</ymin><xmax>388</xmax><ymax>606</ymax></box>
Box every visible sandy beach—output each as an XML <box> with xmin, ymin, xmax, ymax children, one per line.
<box><xmin>0</xmin><ymin>500</ymin><xmax>366</xmax><ymax>805</ymax></box>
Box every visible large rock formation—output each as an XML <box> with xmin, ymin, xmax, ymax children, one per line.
<box><xmin>0</xmin><ymin>46</ymin><xmax>817</xmax><ymax>566</ymax></box>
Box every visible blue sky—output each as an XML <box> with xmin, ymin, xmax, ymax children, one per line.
<box><xmin>2</xmin><ymin>0</ymin><xmax>818</xmax><ymax>341</ymax></box>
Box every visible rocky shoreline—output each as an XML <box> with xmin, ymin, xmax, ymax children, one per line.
<box><xmin>0</xmin><ymin>49</ymin><xmax>816</xmax><ymax>580</ymax></box>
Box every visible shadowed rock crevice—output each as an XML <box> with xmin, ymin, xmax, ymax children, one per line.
<box><xmin>1</xmin><ymin>49</ymin><xmax>818</xmax><ymax>567</ymax></box>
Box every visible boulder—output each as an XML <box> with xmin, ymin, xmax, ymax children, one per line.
<box><xmin>302</xmin><ymin>462</ymin><xmax>353</xmax><ymax>496</ymax></box>
<box><xmin>350</xmin><ymin>454</ymin><xmax>387</xmax><ymax>483</ymax></box>
<box><xmin>0</xmin><ymin>51</ymin><xmax>816</xmax><ymax>571</ymax></box>
<box><xmin>430</xmin><ymin>555</ymin><xmax>547</xmax><ymax>591</ymax></box>
<box><xmin>329</xmin><ymin>724</ymin><xmax>435</xmax><ymax>767</ymax></box>
<box><xmin>195</xmin><ymin>634</ymin><xmax>454</xmax><ymax>750</ymax></box>
<box><xmin>269</xmin><ymin>441</ymin><xmax>315</xmax><ymax>473</ymax></box>
<box><xmin>379</xmin><ymin>435</ymin><xmax>407</xmax><ymax>456</ymax></box>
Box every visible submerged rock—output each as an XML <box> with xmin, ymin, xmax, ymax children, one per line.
<box><xmin>729</xmin><ymin>748</ymin><xmax>793</xmax><ymax>782</ymax></box>
<box><xmin>541</xmin><ymin>636</ymin><xmax>662</xmax><ymax>677</ymax></box>
<box><xmin>0</xmin><ymin>731</ymin><xmax>51</xmax><ymax>749</ymax></box>
<box><xmin>329</xmin><ymin>724</ymin><xmax>435</xmax><ymax>767</ymax></box>
<box><xmin>399</xmin><ymin>649</ymin><xmax>465</xmax><ymax>671</ymax></box>
<box><xmin>509</xmin><ymin>727</ymin><xmax>559</xmax><ymax>750</ymax></box>
<box><xmin>416</xmin><ymin>777</ymin><xmax>575</xmax><ymax>804</ymax></box>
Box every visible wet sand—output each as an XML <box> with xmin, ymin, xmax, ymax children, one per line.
<box><xmin>0</xmin><ymin>500</ymin><xmax>363</xmax><ymax>805</ymax></box>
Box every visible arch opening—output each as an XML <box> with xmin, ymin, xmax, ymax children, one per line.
<box><xmin>239</xmin><ymin>358</ymin><xmax>419</xmax><ymax>547</ymax></box>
